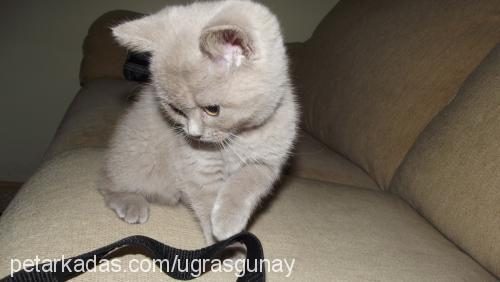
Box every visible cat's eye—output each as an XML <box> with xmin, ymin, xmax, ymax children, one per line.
<box><xmin>203</xmin><ymin>105</ymin><xmax>220</xmax><ymax>116</ymax></box>
<box><xmin>169</xmin><ymin>104</ymin><xmax>185</xmax><ymax>117</ymax></box>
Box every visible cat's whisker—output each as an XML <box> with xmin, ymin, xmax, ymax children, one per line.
<box><xmin>219</xmin><ymin>138</ymin><xmax>228</xmax><ymax>153</ymax></box>
<box><xmin>222</xmin><ymin>139</ymin><xmax>231</xmax><ymax>155</ymax></box>
<box><xmin>227</xmin><ymin>135</ymin><xmax>264</xmax><ymax>165</ymax></box>
<box><xmin>228</xmin><ymin>137</ymin><xmax>275</xmax><ymax>180</ymax></box>
<box><xmin>228</xmin><ymin>137</ymin><xmax>253</xmax><ymax>166</ymax></box>
<box><xmin>173</xmin><ymin>127</ymin><xmax>193</xmax><ymax>146</ymax></box>
<box><xmin>229</xmin><ymin>132</ymin><xmax>276</xmax><ymax>158</ymax></box>
<box><xmin>230</xmin><ymin>133</ymin><xmax>283</xmax><ymax>166</ymax></box>
<box><xmin>224</xmin><ymin>137</ymin><xmax>248</xmax><ymax>165</ymax></box>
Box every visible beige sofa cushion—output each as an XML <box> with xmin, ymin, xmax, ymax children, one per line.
<box><xmin>296</xmin><ymin>0</ymin><xmax>500</xmax><ymax>189</ymax></box>
<box><xmin>0</xmin><ymin>149</ymin><xmax>494</xmax><ymax>281</ymax></box>
<box><xmin>79</xmin><ymin>10</ymin><xmax>143</xmax><ymax>85</ymax></box>
<box><xmin>391</xmin><ymin>45</ymin><xmax>500</xmax><ymax>277</ymax></box>
<box><xmin>44</xmin><ymin>80</ymin><xmax>136</xmax><ymax>160</ymax></box>
<box><xmin>286</xmin><ymin>132</ymin><xmax>378</xmax><ymax>189</ymax></box>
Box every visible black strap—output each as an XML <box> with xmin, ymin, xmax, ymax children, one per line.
<box><xmin>123</xmin><ymin>51</ymin><xmax>151</xmax><ymax>82</ymax></box>
<box><xmin>2</xmin><ymin>232</ymin><xmax>265</xmax><ymax>282</ymax></box>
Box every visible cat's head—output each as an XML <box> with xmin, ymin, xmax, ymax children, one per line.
<box><xmin>112</xmin><ymin>0</ymin><xmax>289</xmax><ymax>143</ymax></box>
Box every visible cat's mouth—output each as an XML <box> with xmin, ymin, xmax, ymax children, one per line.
<box><xmin>183</xmin><ymin>130</ymin><xmax>224</xmax><ymax>144</ymax></box>
<box><xmin>190</xmin><ymin>135</ymin><xmax>226</xmax><ymax>144</ymax></box>
<box><xmin>188</xmin><ymin>135</ymin><xmax>210</xmax><ymax>143</ymax></box>
<box><xmin>172</xmin><ymin>124</ymin><xmax>231</xmax><ymax>145</ymax></box>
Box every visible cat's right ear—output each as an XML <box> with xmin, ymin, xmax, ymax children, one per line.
<box><xmin>112</xmin><ymin>17</ymin><xmax>158</xmax><ymax>52</ymax></box>
<box><xmin>199</xmin><ymin>24</ymin><xmax>255</xmax><ymax>68</ymax></box>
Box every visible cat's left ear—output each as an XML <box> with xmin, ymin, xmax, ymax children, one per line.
<box><xmin>200</xmin><ymin>24</ymin><xmax>255</xmax><ymax>67</ymax></box>
<box><xmin>112</xmin><ymin>16</ymin><xmax>159</xmax><ymax>52</ymax></box>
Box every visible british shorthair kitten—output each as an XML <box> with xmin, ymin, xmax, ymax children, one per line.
<box><xmin>100</xmin><ymin>0</ymin><xmax>298</xmax><ymax>243</ymax></box>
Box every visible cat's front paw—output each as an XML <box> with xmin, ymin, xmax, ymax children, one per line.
<box><xmin>211</xmin><ymin>201</ymin><xmax>249</xmax><ymax>241</ymax></box>
<box><xmin>106</xmin><ymin>192</ymin><xmax>150</xmax><ymax>224</ymax></box>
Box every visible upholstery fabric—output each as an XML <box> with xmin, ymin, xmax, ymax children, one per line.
<box><xmin>0</xmin><ymin>149</ymin><xmax>494</xmax><ymax>281</ymax></box>
<box><xmin>79</xmin><ymin>10</ymin><xmax>143</xmax><ymax>85</ymax></box>
<box><xmin>286</xmin><ymin>132</ymin><xmax>378</xmax><ymax>190</ymax></box>
<box><xmin>391</xmin><ymin>45</ymin><xmax>500</xmax><ymax>277</ymax></box>
<box><xmin>296</xmin><ymin>0</ymin><xmax>500</xmax><ymax>189</ymax></box>
<box><xmin>43</xmin><ymin>80</ymin><xmax>137</xmax><ymax>161</ymax></box>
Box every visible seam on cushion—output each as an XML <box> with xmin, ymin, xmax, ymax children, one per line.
<box><xmin>387</xmin><ymin>45</ymin><xmax>500</xmax><ymax>193</ymax></box>
<box><xmin>395</xmin><ymin>190</ymin><xmax>499</xmax><ymax>280</ymax></box>
<box><xmin>289</xmin><ymin>174</ymin><xmax>386</xmax><ymax>193</ymax></box>
<box><xmin>279</xmin><ymin>175</ymin><xmax>387</xmax><ymax>195</ymax></box>
<box><xmin>297</xmin><ymin>128</ymin><xmax>380</xmax><ymax>190</ymax></box>
<box><xmin>387</xmin><ymin>94</ymin><xmax>458</xmax><ymax>193</ymax></box>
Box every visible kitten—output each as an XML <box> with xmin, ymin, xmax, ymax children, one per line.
<box><xmin>100</xmin><ymin>0</ymin><xmax>298</xmax><ymax>243</ymax></box>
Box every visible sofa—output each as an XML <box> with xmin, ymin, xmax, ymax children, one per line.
<box><xmin>1</xmin><ymin>0</ymin><xmax>499</xmax><ymax>281</ymax></box>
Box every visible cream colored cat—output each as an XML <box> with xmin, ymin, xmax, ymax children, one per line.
<box><xmin>100</xmin><ymin>0</ymin><xmax>298</xmax><ymax>243</ymax></box>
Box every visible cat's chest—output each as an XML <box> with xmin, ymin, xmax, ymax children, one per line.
<box><xmin>176</xmin><ymin>141</ymin><xmax>253</xmax><ymax>185</ymax></box>
<box><xmin>177</xmin><ymin>149</ymin><xmax>230</xmax><ymax>185</ymax></box>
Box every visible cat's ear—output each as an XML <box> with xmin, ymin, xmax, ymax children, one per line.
<box><xmin>200</xmin><ymin>24</ymin><xmax>254</xmax><ymax>67</ymax></box>
<box><xmin>112</xmin><ymin>17</ymin><xmax>158</xmax><ymax>52</ymax></box>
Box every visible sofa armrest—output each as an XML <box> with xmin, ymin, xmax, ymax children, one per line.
<box><xmin>79</xmin><ymin>10</ymin><xmax>144</xmax><ymax>85</ymax></box>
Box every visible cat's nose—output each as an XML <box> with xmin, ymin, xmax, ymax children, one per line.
<box><xmin>187</xmin><ymin>119</ymin><xmax>202</xmax><ymax>138</ymax></box>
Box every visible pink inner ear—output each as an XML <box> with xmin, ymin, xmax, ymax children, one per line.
<box><xmin>200</xmin><ymin>26</ymin><xmax>253</xmax><ymax>65</ymax></box>
<box><xmin>222</xmin><ymin>30</ymin><xmax>243</xmax><ymax>49</ymax></box>
<box><xmin>231</xmin><ymin>37</ymin><xmax>243</xmax><ymax>47</ymax></box>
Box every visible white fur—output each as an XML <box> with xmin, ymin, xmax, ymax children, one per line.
<box><xmin>100</xmin><ymin>0</ymin><xmax>298</xmax><ymax>243</ymax></box>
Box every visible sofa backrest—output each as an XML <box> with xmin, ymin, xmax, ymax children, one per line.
<box><xmin>391</xmin><ymin>44</ymin><xmax>500</xmax><ymax>278</ymax></box>
<box><xmin>295</xmin><ymin>0</ymin><xmax>500</xmax><ymax>189</ymax></box>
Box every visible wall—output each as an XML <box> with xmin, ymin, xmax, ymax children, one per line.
<box><xmin>0</xmin><ymin>0</ymin><xmax>339</xmax><ymax>182</ymax></box>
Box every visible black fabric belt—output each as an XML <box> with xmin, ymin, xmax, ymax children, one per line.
<box><xmin>2</xmin><ymin>232</ymin><xmax>265</xmax><ymax>282</ymax></box>
<box><xmin>123</xmin><ymin>51</ymin><xmax>151</xmax><ymax>82</ymax></box>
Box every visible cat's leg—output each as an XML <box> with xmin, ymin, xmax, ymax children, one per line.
<box><xmin>101</xmin><ymin>190</ymin><xmax>150</xmax><ymax>224</ymax></box>
<box><xmin>211</xmin><ymin>164</ymin><xmax>279</xmax><ymax>240</ymax></box>
<box><xmin>186</xmin><ymin>184</ymin><xmax>218</xmax><ymax>244</ymax></box>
